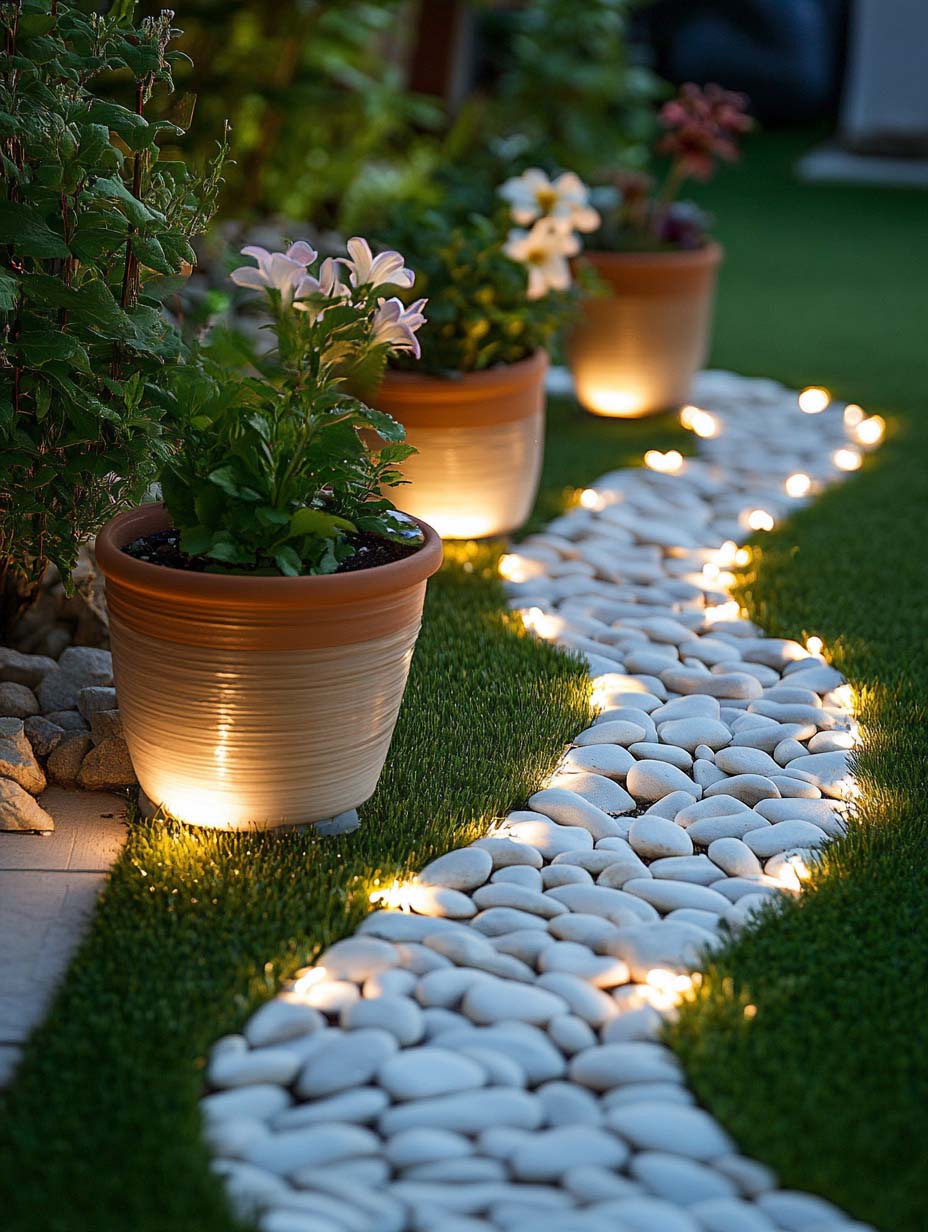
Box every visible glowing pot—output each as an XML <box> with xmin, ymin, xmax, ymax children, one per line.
<box><xmin>568</xmin><ymin>244</ymin><xmax>722</xmax><ymax>417</ymax></box>
<box><xmin>95</xmin><ymin>503</ymin><xmax>442</xmax><ymax>830</ymax></box>
<box><xmin>372</xmin><ymin>350</ymin><xmax>548</xmax><ymax>540</ymax></box>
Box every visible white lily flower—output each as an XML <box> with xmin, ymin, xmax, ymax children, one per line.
<box><xmin>293</xmin><ymin>257</ymin><xmax>351</xmax><ymax>317</ymax></box>
<box><xmin>503</xmin><ymin>217</ymin><xmax>579</xmax><ymax>300</ymax></box>
<box><xmin>230</xmin><ymin>241</ymin><xmax>319</xmax><ymax>306</ymax></box>
<box><xmin>371</xmin><ymin>296</ymin><xmax>428</xmax><ymax>358</ymax></box>
<box><xmin>499</xmin><ymin>168</ymin><xmax>600</xmax><ymax>233</ymax></box>
<box><xmin>339</xmin><ymin>236</ymin><xmax>415</xmax><ymax>290</ymax></box>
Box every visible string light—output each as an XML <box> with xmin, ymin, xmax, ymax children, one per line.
<box><xmin>843</xmin><ymin>403</ymin><xmax>865</xmax><ymax>427</ymax></box>
<box><xmin>679</xmin><ymin>405</ymin><xmax>720</xmax><ymax>438</ymax></box>
<box><xmin>717</xmin><ymin>540</ymin><xmax>738</xmax><ymax>567</ymax></box>
<box><xmin>735</xmin><ymin>547</ymin><xmax>752</xmax><ymax>567</ymax></box>
<box><xmin>798</xmin><ymin>386</ymin><xmax>830</xmax><ymax>414</ymax></box>
<box><xmin>704</xmin><ymin>600</ymin><xmax>741</xmax><ymax>625</ymax></box>
<box><xmin>785</xmin><ymin>472</ymin><xmax>812</xmax><ymax>498</ymax></box>
<box><xmin>644</xmin><ymin>449</ymin><xmax>684</xmax><ymax>474</ymax></box>
<box><xmin>644</xmin><ymin>968</ymin><xmax>695</xmax><ymax>1010</ymax></box>
<box><xmin>747</xmin><ymin>509</ymin><xmax>775</xmax><ymax>532</ymax></box>
<box><xmin>833</xmin><ymin>447</ymin><xmax>862</xmax><ymax>471</ymax></box>
<box><xmin>579</xmin><ymin>488</ymin><xmax>606</xmax><ymax>511</ymax></box>
<box><xmin>368</xmin><ymin>879</ymin><xmax>417</xmax><ymax>912</ymax></box>
<box><xmin>853</xmin><ymin>415</ymin><xmax>885</xmax><ymax>446</ymax></box>
<box><xmin>805</xmin><ymin>635</ymin><xmax>824</xmax><ymax>655</ymax></box>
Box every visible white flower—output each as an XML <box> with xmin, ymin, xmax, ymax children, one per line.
<box><xmin>371</xmin><ymin>297</ymin><xmax>428</xmax><ymax>358</ymax></box>
<box><xmin>230</xmin><ymin>241</ymin><xmax>319</xmax><ymax>305</ymax></box>
<box><xmin>503</xmin><ymin>217</ymin><xmax>579</xmax><ymax>300</ymax></box>
<box><xmin>499</xmin><ymin>168</ymin><xmax>600</xmax><ymax>233</ymax></box>
<box><xmin>293</xmin><ymin>257</ymin><xmax>351</xmax><ymax>317</ymax></box>
<box><xmin>339</xmin><ymin>236</ymin><xmax>415</xmax><ymax>290</ymax></box>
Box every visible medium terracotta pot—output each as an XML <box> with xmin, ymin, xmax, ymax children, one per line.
<box><xmin>568</xmin><ymin>243</ymin><xmax>722</xmax><ymax>417</ymax></box>
<box><xmin>95</xmin><ymin>503</ymin><xmax>442</xmax><ymax>830</ymax></box>
<box><xmin>371</xmin><ymin>350</ymin><xmax>548</xmax><ymax>540</ymax></box>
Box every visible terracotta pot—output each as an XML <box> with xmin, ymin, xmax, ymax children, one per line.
<box><xmin>371</xmin><ymin>350</ymin><xmax>548</xmax><ymax>540</ymax></box>
<box><xmin>95</xmin><ymin>503</ymin><xmax>442</xmax><ymax>830</ymax></box>
<box><xmin>568</xmin><ymin>243</ymin><xmax>722</xmax><ymax>417</ymax></box>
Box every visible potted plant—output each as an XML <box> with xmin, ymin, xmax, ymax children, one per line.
<box><xmin>0</xmin><ymin>1</ymin><xmax>227</xmax><ymax>641</ymax></box>
<box><xmin>365</xmin><ymin>171</ymin><xmax>598</xmax><ymax>539</ymax></box>
<box><xmin>567</xmin><ymin>83</ymin><xmax>753</xmax><ymax>418</ymax></box>
<box><xmin>95</xmin><ymin>239</ymin><xmax>442</xmax><ymax>830</ymax></box>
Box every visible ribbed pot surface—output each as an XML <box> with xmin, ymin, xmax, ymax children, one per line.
<box><xmin>372</xmin><ymin>351</ymin><xmax>548</xmax><ymax>540</ymax></box>
<box><xmin>568</xmin><ymin>244</ymin><xmax>722</xmax><ymax>418</ymax></box>
<box><xmin>95</xmin><ymin>504</ymin><xmax>442</xmax><ymax>829</ymax></box>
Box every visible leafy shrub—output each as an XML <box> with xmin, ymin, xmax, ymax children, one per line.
<box><xmin>0</xmin><ymin>0</ymin><xmax>225</xmax><ymax>631</ymax></box>
<box><xmin>160</xmin><ymin>237</ymin><xmax>424</xmax><ymax>575</ymax></box>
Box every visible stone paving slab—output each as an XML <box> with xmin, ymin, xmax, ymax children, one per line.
<box><xmin>0</xmin><ymin>787</ymin><xmax>127</xmax><ymax>1085</ymax></box>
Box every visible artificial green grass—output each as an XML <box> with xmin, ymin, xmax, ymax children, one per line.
<box><xmin>666</xmin><ymin>132</ymin><xmax>928</xmax><ymax>1232</ymax></box>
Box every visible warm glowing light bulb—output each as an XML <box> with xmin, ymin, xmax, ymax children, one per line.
<box><xmin>369</xmin><ymin>879</ymin><xmax>416</xmax><ymax>912</ymax></box>
<box><xmin>785</xmin><ymin>472</ymin><xmax>812</xmax><ymax>498</ymax></box>
<box><xmin>747</xmin><ymin>509</ymin><xmax>775</xmax><ymax>532</ymax></box>
<box><xmin>854</xmin><ymin>415</ymin><xmax>885</xmax><ymax>446</ymax></box>
<box><xmin>734</xmin><ymin>547</ymin><xmax>752</xmax><ymax>567</ymax></box>
<box><xmin>805</xmin><ymin>635</ymin><xmax>824</xmax><ymax>655</ymax></box>
<box><xmin>798</xmin><ymin>386</ymin><xmax>830</xmax><ymax>414</ymax></box>
<box><xmin>704</xmin><ymin>599</ymin><xmax>741</xmax><ymax>625</ymax></box>
<box><xmin>644</xmin><ymin>449</ymin><xmax>684</xmax><ymax>474</ymax></box>
<box><xmin>644</xmin><ymin>968</ymin><xmax>694</xmax><ymax>1010</ymax></box>
<box><xmin>717</xmin><ymin>540</ymin><xmax>738</xmax><ymax>567</ymax></box>
<box><xmin>843</xmin><ymin>403</ymin><xmax>865</xmax><ymax>427</ymax></box>
<box><xmin>680</xmin><ymin>406</ymin><xmax>719</xmax><ymax>438</ymax></box>
<box><xmin>833</xmin><ymin>447</ymin><xmax>862</xmax><ymax>471</ymax></box>
<box><xmin>579</xmin><ymin>488</ymin><xmax>605</xmax><ymax>511</ymax></box>
<box><xmin>521</xmin><ymin>607</ymin><xmax>564</xmax><ymax>640</ymax></box>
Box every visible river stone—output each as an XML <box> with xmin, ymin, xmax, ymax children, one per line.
<box><xmin>295</xmin><ymin>1028</ymin><xmax>397</xmax><ymax>1097</ymax></box>
<box><xmin>47</xmin><ymin>731</ymin><xmax>93</xmax><ymax>787</ymax></box>
<box><xmin>601</xmin><ymin>921</ymin><xmax>716</xmax><ymax>980</ymax></box>
<box><xmin>552</xmin><ymin>772</ymin><xmax>636</xmax><ymax>815</ymax></box>
<box><xmin>595</xmin><ymin>1195</ymin><xmax>703</xmax><ymax>1232</ymax></box>
<box><xmin>694</xmin><ymin>760</ymin><xmax>728</xmax><ymax>789</ymax></box>
<box><xmin>492</xmin><ymin>865</ymin><xmax>543</xmax><ymax>890</ymax></box>
<box><xmin>359</xmin><ymin>910</ymin><xmax>466</xmax><ymax>943</ymax></box>
<box><xmin>713</xmin><ymin>1153</ymin><xmax>778</xmax><ymax>1197</ymax></box>
<box><xmin>244</xmin><ymin>1000</ymin><xmax>324</xmax><ymax>1048</ymax></box>
<box><xmin>404</xmin><ymin>884</ymin><xmax>476</xmax><ymax>919</ymax></box>
<box><xmin>769</xmin><ymin>774</ymin><xmax>821</xmax><ymax>799</ymax></box>
<box><xmin>628</xmin><ymin>742</ymin><xmax>693</xmax><ymax>771</ymax></box>
<box><xmin>546</xmin><ymin>883</ymin><xmax>659</xmax><ymax>924</ymax></box>
<box><xmin>687</xmin><ymin>1197</ymin><xmax>777</xmax><ymax>1231</ymax></box>
<box><xmin>424</xmin><ymin>931</ymin><xmax>534</xmax><ymax>981</ymax></box>
<box><xmin>202</xmin><ymin>1084</ymin><xmax>292</xmax><ymax>1124</ymax></box>
<box><xmin>536</xmin><ymin>973</ymin><xmax>618</xmax><ymax>1025</ymax></box>
<box><xmin>564</xmin><ymin>1164</ymin><xmax>642</xmax><ymax>1204</ymax></box>
<box><xmin>379</xmin><ymin>1046</ymin><xmax>487</xmax><ymax>1101</ymax></box>
<box><xmin>549</xmin><ymin>1015</ymin><xmax>598</xmax><ymax>1056</ymax></box>
<box><xmin>662</xmin><ymin>669</ymin><xmax>762</xmax><ymax>701</ymax></box>
<box><xmin>0</xmin><ymin>778</ymin><xmax>55</xmax><ymax>831</ymax></box>
<box><xmin>0</xmin><ymin>718</ymin><xmax>46</xmax><ymax>793</ymax></box>
<box><xmin>36</xmin><ymin>669</ymin><xmax>80</xmax><ymax>713</ymax></box>
<box><xmin>628</xmin><ymin>816</ymin><xmax>693</xmax><ymax>860</ymax></box>
<box><xmin>753</xmin><ymin>798</ymin><xmax>841</xmax><ymax>826</ymax></box>
<box><xmin>749</xmin><ymin>700</ymin><xmax>834</xmax><ymax>728</ymax></box>
<box><xmin>59</xmin><ymin>645</ymin><xmax>113</xmax><ymax>686</ymax></box>
<box><xmin>540</xmin><ymin>867</ymin><xmax>592</xmax><ymax>891</ymax></box>
<box><xmin>756</xmin><ymin>1189</ymin><xmax>851</xmax><ymax>1230</ymax></box>
<box><xmin>539</xmin><ymin>941</ymin><xmax>629</xmax><ymax>987</ymax></box>
<box><xmin>675</xmin><ymin>796</ymin><xmax>752</xmax><ymax>826</ymax></box>
<box><xmin>363</xmin><ymin>968</ymin><xmax>417</xmax><ymax>999</ymax></box>
<box><xmin>714</xmin><ymin>747</ymin><xmax>781</xmax><ymax>777</ymax></box>
<box><xmin>623</xmin><ymin>878</ymin><xmax>731</xmax><ymax>916</ymax></box>
<box><xmin>569</xmin><ymin>1041</ymin><xmax>681</xmax><ymax>1090</ymax></box>
<box><xmin>574</xmin><ymin>720</ymin><xmax>647</xmax><ymax>747</ymax></box>
<box><xmin>605</xmin><ymin>1101</ymin><xmax>734</xmax><ymax>1160</ymax></box>
<box><xmin>535</xmin><ymin>1080</ymin><xmax>603</xmax><ymax>1127</ymax></box>
<box><xmin>704</xmin><ymin>774</ymin><xmax>780</xmax><ymax>805</ymax></box>
<box><xmin>553</xmin><ymin>848</ymin><xmax>628</xmax><ymax>873</ymax></box>
<box><xmin>274</xmin><ymin>1088</ymin><xmax>390</xmax><ymax>1133</ymax></box>
<box><xmin>648</xmin><ymin>855</ymin><xmax>720</xmax><ymax>885</ymax></box>
<box><xmin>651</xmin><ymin>695</ymin><xmax>721</xmax><ymax>722</ymax></box>
<box><xmin>548</xmin><ymin>913</ymin><xmax>624</xmax><ymax>949</ymax></box>
<box><xmin>435</xmin><ymin>1022</ymin><xmax>567</xmax><ymax>1085</ymax></box>
<box><xmin>601</xmin><ymin>1005</ymin><xmax>664</xmax><ymax>1044</ymax></box>
<box><xmin>645</xmin><ymin>790</ymin><xmax>699</xmax><ymax>821</ymax></box>
<box><xmin>627</xmin><ymin>760</ymin><xmax>701</xmax><ymax>802</ymax></box>
<box><xmin>528</xmin><ymin>788</ymin><xmax>628</xmax><ymax>837</ymax></box>
<box><xmin>656</xmin><ymin>718</ymin><xmax>732</xmax><ymax>753</ymax></box>
<box><xmin>472</xmin><ymin>883</ymin><xmax>566</xmax><ymax>918</ymax></box>
<box><xmin>417</xmin><ymin>847</ymin><xmax>493</xmax><ymax>891</ymax></box>
<box><xmin>743</xmin><ymin>820</ymin><xmax>828</xmax><ymax>858</ymax></box>
<box><xmin>630</xmin><ymin>1150</ymin><xmax>738</xmax><ymax>1204</ymax></box>
<box><xmin>782</xmin><ymin>664</ymin><xmax>845</xmax><ymax>693</ymax></box>
<box><xmin>76</xmin><ymin>735</ymin><xmax>135</xmax><ymax>789</ymax></box>
<box><xmin>379</xmin><ymin>1087</ymin><xmax>543</xmax><ymax>1136</ymax></box>
<box><xmin>598</xmin><ymin>855</ymin><xmax>651</xmax><ymax>888</ymax></box>
<box><xmin>385</xmin><ymin>1127</ymin><xmax>473</xmax><ymax>1167</ymax></box>
<box><xmin>318</xmin><ymin>937</ymin><xmax>398</xmax><ymax>982</ymax></box>
<box><xmin>707</xmin><ymin>838</ymin><xmax>762</xmax><ymax>878</ymax></box>
<box><xmin>416</xmin><ymin>967</ymin><xmax>494</xmax><ymax>1009</ymax></box>
<box><xmin>504</xmin><ymin>816</ymin><xmax>593</xmax><ymax>858</ymax></box>
<box><xmin>245</xmin><ymin>1123</ymin><xmax>381</xmax><ymax>1177</ymax></box>
<box><xmin>511</xmin><ymin>1126</ymin><xmax>628</xmax><ymax>1182</ymax></box>
<box><xmin>563</xmin><ymin>744</ymin><xmax>635</xmax><ymax>780</ymax></box>
<box><xmin>472</xmin><ymin>836</ymin><xmax>544</xmax><ymax>868</ymax></box>
<box><xmin>471</xmin><ymin>906</ymin><xmax>551</xmax><ymax>937</ymax></box>
<box><xmin>462</xmin><ymin>978</ymin><xmax>568</xmax><ymax>1026</ymax></box>
<box><xmin>763</xmin><ymin>685</ymin><xmax>822</xmax><ymax>707</ymax></box>
<box><xmin>785</xmin><ymin>750</ymin><xmax>853</xmax><ymax>799</ymax></box>
<box><xmin>686</xmin><ymin>814</ymin><xmax>770</xmax><ymax>846</ymax></box>
<box><xmin>342</xmin><ymin>994</ymin><xmax>425</xmax><ymax>1045</ymax></box>
<box><xmin>0</xmin><ymin>681</ymin><xmax>38</xmax><ymax>719</ymax></box>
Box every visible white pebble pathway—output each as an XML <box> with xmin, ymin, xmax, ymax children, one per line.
<box><xmin>203</xmin><ymin>371</ymin><xmax>883</xmax><ymax>1232</ymax></box>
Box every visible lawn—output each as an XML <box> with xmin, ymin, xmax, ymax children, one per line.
<box><xmin>0</xmin><ymin>130</ymin><xmax>924</xmax><ymax>1232</ymax></box>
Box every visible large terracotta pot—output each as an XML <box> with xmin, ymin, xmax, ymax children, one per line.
<box><xmin>568</xmin><ymin>243</ymin><xmax>722</xmax><ymax>417</ymax></box>
<box><xmin>371</xmin><ymin>350</ymin><xmax>548</xmax><ymax>540</ymax></box>
<box><xmin>95</xmin><ymin>503</ymin><xmax>442</xmax><ymax>830</ymax></box>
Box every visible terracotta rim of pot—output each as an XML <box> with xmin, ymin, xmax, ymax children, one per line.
<box><xmin>575</xmin><ymin>242</ymin><xmax>723</xmax><ymax>295</ymax></box>
<box><xmin>95</xmin><ymin>502</ymin><xmax>443</xmax><ymax>650</ymax></box>
<box><xmin>376</xmin><ymin>349</ymin><xmax>548</xmax><ymax>428</ymax></box>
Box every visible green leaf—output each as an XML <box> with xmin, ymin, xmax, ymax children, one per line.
<box><xmin>288</xmin><ymin>508</ymin><xmax>356</xmax><ymax>540</ymax></box>
<box><xmin>0</xmin><ymin>201</ymin><xmax>69</xmax><ymax>259</ymax></box>
<box><xmin>0</xmin><ymin>269</ymin><xmax>18</xmax><ymax>311</ymax></box>
<box><xmin>207</xmin><ymin>466</ymin><xmax>242</xmax><ymax>497</ymax></box>
<box><xmin>179</xmin><ymin>525</ymin><xmax>213</xmax><ymax>557</ymax></box>
<box><xmin>19</xmin><ymin>331</ymin><xmax>91</xmax><ymax>372</ymax></box>
<box><xmin>90</xmin><ymin>177</ymin><xmax>161</xmax><ymax>229</ymax></box>
<box><xmin>273</xmin><ymin>546</ymin><xmax>303</xmax><ymax>577</ymax></box>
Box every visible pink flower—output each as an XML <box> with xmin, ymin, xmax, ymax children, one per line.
<box><xmin>659</xmin><ymin>83</ymin><xmax>752</xmax><ymax>181</ymax></box>
<box><xmin>230</xmin><ymin>241</ymin><xmax>318</xmax><ymax>306</ymax></box>
<box><xmin>339</xmin><ymin>237</ymin><xmax>415</xmax><ymax>290</ymax></box>
<box><xmin>371</xmin><ymin>297</ymin><xmax>428</xmax><ymax>358</ymax></box>
<box><xmin>293</xmin><ymin>257</ymin><xmax>350</xmax><ymax>317</ymax></box>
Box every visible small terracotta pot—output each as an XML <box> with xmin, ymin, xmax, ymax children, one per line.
<box><xmin>568</xmin><ymin>243</ymin><xmax>722</xmax><ymax>417</ymax></box>
<box><xmin>371</xmin><ymin>350</ymin><xmax>548</xmax><ymax>540</ymax></box>
<box><xmin>95</xmin><ymin>503</ymin><xmax>442</xmax><ymax>830</ymax></box>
